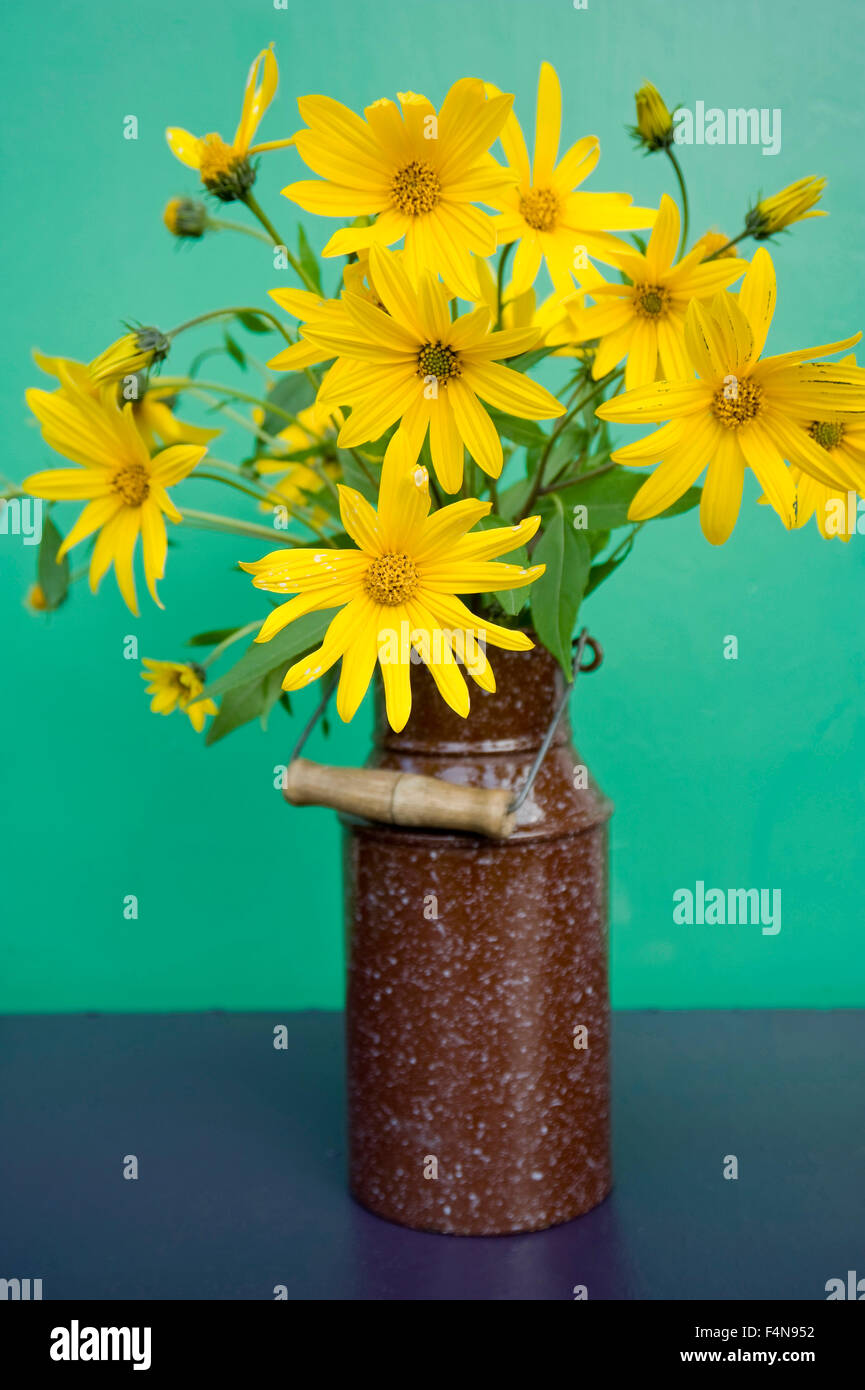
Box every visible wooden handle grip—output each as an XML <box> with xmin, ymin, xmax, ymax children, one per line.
<box><xmin>284</xmin><ymin>758</ymin><xmax>516</xmax><ymax>839</ymax></box>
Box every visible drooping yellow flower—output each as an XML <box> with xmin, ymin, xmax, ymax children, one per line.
<box><xmin>33</xmin><ymin>351</ymin><xmax>218</xmax><ymax>451</ymax></box>
<box><xmin>596</xmin><ymin>249</ymin><xmax>865</xmax><ymax>545</ymax></box>
<box><xmin>631</xmin><ymin>82</ymin><xmax>676</xmax><ymax>152</ymax></box>
<box><xmin>746</xmin><ymin>177</ymin><xmax>826</xmax><ymax>239</ymax></box>
<box><xmin>301</xmin><ymin>244</ymin><xmax>564</xmax><ymax>493</ymax></box>
<box><xmin>90</xmin><ymin>328</ymin><xmax>170</xmax><ymax>385</ymax></box>
<box><xmin>566</xmin><ymin>195</ymin><xmax>748</xmax><ymax>388</ymax></box>
<box><xmin>783</xmin><ymin>356</ymin><xmax>865</xmax><ymax>542</ymax></box>
<box><xmin>485</xmin><ymin>62</ymin><xmax>657</xmax><ymax>296</ymax></box>
<box><xmin>24</xmin><ymin>370</ymin><xmax>206</xmax><ymax>613</ymax></box>
<box><xmin>282</xmin><ymin>80</ymin><xmax>516</xmax><ymax>301</ymax></box>
<box><xmin>240</xmin><ymin>432</ymin><xmax>545</xmax><ymax>731</ymax></box>
<box><xmin>141</xmin><ymin>660</ymin><xmax>218</xmax><ymax>732</ymax></box>
<box><xmin>166</xmin><ymin>45</ymin><xmax>293</xmax><ymax>200</ymax></box>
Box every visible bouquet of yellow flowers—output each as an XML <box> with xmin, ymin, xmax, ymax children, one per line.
<box><xmin>18</xmin><ymin>53</ymin><xmax>865</xmax><ymax>739</ymax></box>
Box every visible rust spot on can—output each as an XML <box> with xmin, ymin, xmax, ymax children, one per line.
<box><xmin>342</xmin><ymin>643</ymin><xmax>613</xmax><ymax>1234</ymax></box>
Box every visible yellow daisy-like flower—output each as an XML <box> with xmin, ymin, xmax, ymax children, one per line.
<box><xmin>166</xmin><ymin>45</ymin><xmax>294</xmax><ymax>200</ymax></box>
<box><xmin>301</xmin><ymin>244</ymin><xmax>564</xmax><ymax>493</ymax></box>
<box><xmin>240</xmin><ymin>432</ymin><xmax>545</xmax><ymax>731</ymax></box>
<box><xmin>282</xmin><ymin>79</ymin><xmax>516</xmax><ymax>301</ymax></box>
<box><xmin>595</xmin><ymin>249</ymin><xmax>865</xmax><ymax>545</ymax></box>
<box><xmin>141</xmin><ymin>659</ymin><xmax>218</xmax><ymax>732</ymax></box>
<box><xmin>485</xmin><ymin>61</ymin><xmax>658</xmax><ymax>297</ymax></box>
<box><xmin>747</xmin><ymin>177</ymin><xmax>827</xmax><ymax>239</ymax></box>
<box><xmin>32</xmin><ymin>351</ymin><xmax>218</xmax><ymax>451</ymax></box>
<box><xmin>567</xmin><ymin>195</ymin><xmax>748</xmax><ymax>388</ymax></box>
<box><xmin>24</xmin><ymin>371</ymin><xmax>206</xmax><ymax>613</ymax></box>
<box><xmin>785</xmin><ymin>356</ymin><xmax>865</xmax><ymax>542</ymax></box>
<box><xmin>90</xmin><ymin>328</ymin><xmax>170</xmax><ymax>385</ymax></box>
<box><xmin>255</xmin><ymin>402</ymin><xmax>341</xmax><ymax>521</ymax></box>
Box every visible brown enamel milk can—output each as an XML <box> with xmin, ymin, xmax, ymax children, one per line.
<box><xmin>339</xmin><ymin>643</ymin><xmax>613</xmax><ymax>1235</ymax></box>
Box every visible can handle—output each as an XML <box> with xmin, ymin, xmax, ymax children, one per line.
<box><xmin>284</xmin><ymin>757</ymin><xmax>516</xmax><ymax>840</ymax></box>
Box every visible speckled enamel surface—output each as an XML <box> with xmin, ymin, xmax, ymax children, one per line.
<box><xmin>342</xmin><ymin>645</ymin><xmax>613</xmax><ymax>1235</ymax></box>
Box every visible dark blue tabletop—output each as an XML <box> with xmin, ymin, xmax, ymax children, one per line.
<box><xmin>1</xmin><ymin>1010</ymin><xmax>862</xmax><ymax>1300</ymax></box>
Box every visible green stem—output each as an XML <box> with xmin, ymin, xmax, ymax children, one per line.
<box><xmin>705</xmin><ymin>229</ymin><xmax>751</xmax><ymax>260</ymax></box>
<box><xmin>242</xmin><ymin>193</ymin><xmax>321</xmax><ymax>295</ymax></box>
<box><xmin>521</xmin><ymin>374</ymin><xmax>615</xmax><ymax>516</ymax></box>
<box><xmin>205</xmin><ymin>218</ymin><xmax>273</xmax><ymax>247</ymax></box>
<box><xmin>539</xmin><ymin>459</ymin><xmax>617</xmax><ymax>496</ymax></box>
<box><xmin>201</xmin><ymin>619</ymin><xmax>264</xmax><ymax>668</ymax></box>
<box><xmin>495</xmin><ymin>242</ymin><xmax>514</xmax><ymax>327</ymax></box>
<box><xmin>165</xmin><ymin>306</ymin><xmax>294</xmax><ymax>349</ymax></box>
<box><xmin>665</xmin><ymin>148</ymin><xmax>690</xmax><ymax>258</ymax></box>
<box><xmin>178</xmin><ymin>507</ymin><xmax>305</xmax><ymax>545</ymax></box>
<box><xmin>159</xmin><ymin>377</ymin><xmax>303</xmax><ymax>429</ymax></box>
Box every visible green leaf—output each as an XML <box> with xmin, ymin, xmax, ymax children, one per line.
<box><xmin>205</xmin><ymin>679</ymin><xmax>267</xmax><ymax>746</ymax></box>
<box><xmin>497</xmin><ymin>475</ymin><xmax>536</xmax><ymax>521</ymax></box>
<box><xmin>223</xmin><ymin>331</ymin><xmax>246</xmax><ymax>370</ymax></box>
<box><xmin>186</xmin><ymin>627</ymin><xmax>242</xmax><ymax>647</ymax></box>
<box><xmin>235</xmin><ymin>310</ymin><xmax>273</xmax><ymax>334</ymax></box>
<box><xmin>260</xmin><ymin>372</ymin><xmax>317</xmax><ymax>440</ymax></box>
<box><xmin>37</xmin><ymin>514</ymin><xmax>70</xmax><ymax>608</ymax></box>
<box><xmin>297</xmin><ymin>225</ymin><xmax>323</xmax><ymax>294</ymax></box>
<box><xmin>529</xmin><ymin>499</ymin><xmax>591</xmax><ymax>675</ymax></box>
<box><xmin>338</xmin><ymin>450</ymin><xmax>379</xmax><ymax>504</ymax></box>
<box><xmin>204</xmin><ymin>608</ymin><xmax>336</xmax><ymax>700</ymax></box>
<box><xmin>259</xmin><ymin>666</ymin><xmax>287</xmax><ymax>732</ymax></box>
<box><xmin>486</xmin><ymin>409</ymin><xmax>548</xmax><ymax>450</ymax></box>
<box><xmin>507</xmin><ymin>346</ymin><xmax>558</xmax><ymax>373</ymax></box>
<box><xmin>475</xmin><ymin>515</ymin><xmax>529</xmax><ymax>617</ymax></box>
<box><xmin>546</xmin><ymin>423</ymin><xmax>589</xmax><ymax>476</ymax></box>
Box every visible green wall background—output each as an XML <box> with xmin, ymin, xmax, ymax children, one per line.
<box><xmin>2</xmin><ymin>0</ymin><xmax>863</xmax><ymax>1011</ymax></box>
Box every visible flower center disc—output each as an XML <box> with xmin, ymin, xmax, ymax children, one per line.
<box><xmin>712</xmin><ymin>378</ymin><xmax>763</xmax><ymax>429</ymax></box>
<box><xmin>416</xmin><ymin>341</ymin><xmax>460</xmax><ymax>385</ymax></box>
<box><xmin>363</xmin><ymin>552</ymin><xmax>419</xmax><ymax>606</ymax></box>
<box><xmin>809</xmin><ymin>420</ymin><xmax>845</xmax><ymax>450</ymax></box>
<box><xmin>199</xmin><ymin>135</ymin><xmax>239</xmax><ymax>182</ymax></box>
<box><xmin>112</xmin><ymin>463</ymin><xmax>150</xmax><ymax>506</ymax></box>
<box><xmin>633</xmin><ymin>283</ymin><xmax>670</xmax><ymax>318</ymax></box>
<box><xmin>519</xmin><ymin>186</ymin><xmax>560</xmax><ymax>232</ymax></box>
<box><xmin>391</xmin><ymin>160</ymin><xmax>441</xmax><ymax>216</ymax></box>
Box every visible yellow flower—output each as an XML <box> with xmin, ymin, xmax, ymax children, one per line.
<box><xmin>25</xmin><ymin>583</ymin><xmax>51</xmax><ymax>612</ymax></box>
<box><xmin>595</xmin><ymin>249</ymin><xmax>865</xmax><ymax>545</ymax></box>
<box><xmin>566</xmin><ymin>195</ymin><xmax>748</xmax><ymax>388</ymax></box>
<box><xmin>747</xmin><ymin>177</ymin><xmax>827</xmax><ymax>239</ymax></box>
<box><xmin>282</xmin><ymin>79</ymin><xmax>516</xmax><ymax>301</ymax></box>
<box><xmin>785</xmin><ymin>357</ymin><xmax>865</xmax><ymax>542</ymax></box>
<box><xmin>302</xmin><ymin>244</ymin><xmax>564</xmax><ymax>493</ymax></box>
<box><xmin>141</xmin><ymin>660</ymin><xmax>218</xmax><ymax>732</ymax></box>
<box><xmin>632</xmin><ymin>82</ymin><xmax>676</xmax><ymax>152</ymax></box>
<box><xmin>24</xmin><ymin>369</ymin><xmax>206</xmax><ymax>613</ymax></box>
<box><xmin>166</xmin><ymin>45</ymin><xmax>293</xmax><ymax>200</ymax></box>
<box><xmin>485</xmin><ymin>62</ymin><xmax>658</xmax><ymax>297</ymax></box>
<box><xmin>90</xmin><ymin>328</ymin><xmax>170</xmax><ymax>385</ymax></box>
<box><xmin>255</xmin><ymin>402</ymin><xmax>341</xmax><ymax>520</ymax></box>
<box><xmin>240</xmin><ymin>432</ymin><xmax>545</xmax><ymax>731</ymax></box>
<box><xmin>33</xmin><ymin>351</ymin><xmax>218</xmax><ymax>451</ymax></box>
<box><xmin>163</xmin><ymin>197</ymin><xmax>208</xmax><ymax>238</ymax></box>
<box><xmin>692</xmin><ymin>229</ymin><xmax>738</xmax><ymax>260</ymax></box>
